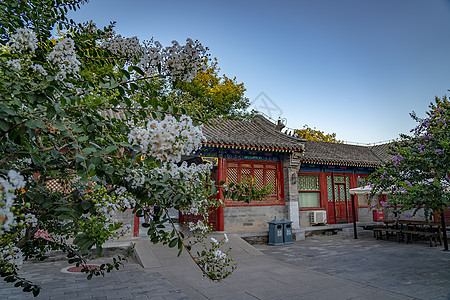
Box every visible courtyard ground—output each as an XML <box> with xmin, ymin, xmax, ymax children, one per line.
<box><xmin>0</xmin><ymin>229</ymin><xmax>449</xmax><ymax>299</ymax></box>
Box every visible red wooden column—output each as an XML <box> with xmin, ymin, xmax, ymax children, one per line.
<box><xmin>217</xmin><ymin>157</ymin><xmax>225</xmax><ymax>231</ymax></box>
<box><xmin>133</xmin><ymin>212</ymin><xmax>140</xmax><ymax>237</ymax></box>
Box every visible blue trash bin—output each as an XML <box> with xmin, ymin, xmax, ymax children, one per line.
<box><xmin>280</xmin><ymin>217</ymin><xmax>293</xmax><ymax>244</ymax></box>
<box><xmin>268</xmin><ymin>217</ymin><xmax>284</xmax><ymax>245</ymax></box>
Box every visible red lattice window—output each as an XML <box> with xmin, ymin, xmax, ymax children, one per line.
<box><xmin>225</xmin><ymin>160</ymin><xmax>283</xmax><ymax>206</ymax></box>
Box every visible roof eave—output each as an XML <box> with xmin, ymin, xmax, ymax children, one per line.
<box><xmin>202</xmin><ymin>142</ymin><xmax>304</xmax><ymax>153</ymax></box>
<box><xmin>301</xmin><ymin>158</ymin><xmax>380</xmax><ymax>168</ymax></box>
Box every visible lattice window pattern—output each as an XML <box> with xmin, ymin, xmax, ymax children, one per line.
<box><xmin>266</xmin><ymin>169</ymin><xmax>276</xmax><ymax>194</ymax></box>
<box><xmin>254</xmin><ymin>168</ymin><xmax>264</xmax><ymax>189</ymax></box>
<box><xmin>339</xmin><ymin>185</ymin><xmax>345</xmax><ymax>202</ymax></box>
<box><xmin>346</xmin><ymin>177</ymin><xmax>350</xmax><ymax>202</ymax></box>
<box><xmin>241</xmin><ymin>168</ymin><xmax>251</xmax><ymax>182</ymax></box>
<box><xmin>226</xmin><ymin>167</ymin><xmax>238</xmax><ymax>184</ymax></box>
<box><xmin>327</xmin><ymin>176</ymin><xmax>333</xmax><ymax>202</ymax></box>
<box><xmin>334</xmin><ymin>184</ymin><xmax>339</xmax><ymax>201</ymax></box>
<box><xmin>334</xmin><ymin>176</ymin><xmax>345</xmax><ymax>183</ymax></box>
<box><xmin>225</xmin><ymin>160</ymin><xmax>280</xmax><ymax>203</ymax></box>
<box><xmin>298</xmin><ymin>175</ymin><xmax>319</xmax><ymax>191</ymax></box>
<box><xmin>46</xmin><ymin>179</ymin><xmax>77</xmax><ymax>193</ymax></box>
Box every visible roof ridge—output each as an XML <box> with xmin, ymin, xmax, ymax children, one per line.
<box><xmin>251</xmin><ymin>115</ymin><xmax>306</xmax><ymax>144</ymax></box>
<box><xmin>202</xmin><ymin>116</ymin><xmax>305</xmax><ymax>151</ymax></box>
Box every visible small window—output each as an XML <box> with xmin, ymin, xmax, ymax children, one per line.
<box><xmin>298</xmin><ymin>175</ymin><xmax>320</xmax><ymax>208</ymax></box>
<box><xmin>299</xmin><ymin>192</ymin><xmax>320</xmax><ymax>207</ymax></box>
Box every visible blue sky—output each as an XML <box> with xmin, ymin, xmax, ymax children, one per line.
<box><xmin>70</xmin><ymin>0</ymin><xmax>450</xmax><ymax>143</ymax></box>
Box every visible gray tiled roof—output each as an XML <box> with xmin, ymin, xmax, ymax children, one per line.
<box><xmin>302</xmin><ymin>140</ymin><xmax>390</xmax><ymax>167</ymax></box>
<box><xmin>369</xmin><ymin>143</ymin><xmax>395</xmax><ymax>162</ymax></box>
<box><xmin>202</xmin><ymin>115</ymin><xmax>305</xmax><ymax>152</ymax></box>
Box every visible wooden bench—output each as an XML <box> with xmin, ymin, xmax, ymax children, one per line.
<box><xmin>402</xmin><ymin>230</ymin><xmax>441</xmax><ymax>247</ymax></box>
<box><xmin>373</xmin><ymin>228</ymin><xmax>441</xmax><ymax>247</ymax></box>
<box><xmin>373</xmin><ymin>228</ymin><xmax>403</xmax><ymax>242</ymax></box>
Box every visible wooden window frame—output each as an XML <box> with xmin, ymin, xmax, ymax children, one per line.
<box><xmin>224</xmin><ymin>159</ymin><xmax>284</xmax><ymax>207</ymax></box>
<box><xmin>298</xmin><ymin>171</ymin><xmax>326</xmax><ymax>211</ymax></box>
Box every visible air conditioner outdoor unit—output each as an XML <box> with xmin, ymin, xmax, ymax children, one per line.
<box><xmin>310</xmin><ymin>211</ymin><xmax>327</xmax><ymax>224</ymax></box>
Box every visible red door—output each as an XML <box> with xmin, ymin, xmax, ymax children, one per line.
<box><xmin>334</xmin><ymin>182</ymin><xmax>348</xmax><ymax>222</ymax></box>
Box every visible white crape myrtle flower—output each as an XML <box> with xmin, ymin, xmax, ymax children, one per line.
<box><xmin>25</xmin><ymin>213</ymin><xmax>38</xmax><ymax>227</ymax></box>
<box><xmin>184</xmin><ymin>197</ymin><xmax>209</xmax><ymax>216</ymax></box>
<box><xmin>213</xmin><ymin>249</ymin><xmax>227</xmax><ymax>263</ymax></box>
<box><xmin>224</xmin><ymin>233</ymin><xmax>228</xmax><ymax>243</ymax></box>
<box><xmin>103</xmin><ymin>33</ymin><xmax>207</xmax><ymax>81</ymax></box>
<box><xmin>161</xmin><ymin>38</ymin><xmax>207</xmax><ymax>82</ymax></box>
<box><xmin>210</xmin><ymin>237</ymin><xmax>218</xmax><ymax>246</ymax></box>
<box><xmin>0</xmin><ymin>244</ymin><xmax>24</xmax><ymax>266</ymax></box>
<box><xmin>47</xmin><ymin>37</ymin><xmax>81</xmax><ymax>80</ymax></box>
<box><xmin>30</xmin><ymin>64</ymin><xmax>48</xmax><ymax>76</ymax></box>
<box><xmin>154</xmin><ymin>161</ymin><xmax>212</xmax><ymax>182</ymax></box>
<box><xmin>125</xmin><ymin>169</ymin><xmax>145</xmax><ymax>189</ymax></box>
<box><xmin>151</xmin><ymin>161</ymin><xmax>214</xmax><ymax>218</ymax></box>
<box><xmin>128</xmin><ymin>115</ymin><xmax>206</xmax><ymax>164</ymax></box>
<box><xmin>115</xmin><ymin>186</ymin><xmax>136</xmax><ymax>208</ymax></box>
<box><xmin>0</xmin><ymin>171</ymin><xmax>26</xmax><ymax>234</ymax></box>
<box><xmin>5</xmin><ymin>59</ymin><xmax>22</xmax><ymax>70</ymax></box>
<box><xmin>91</xmin><ymin>186</ymin><xmax>136</xmax><ymax>229</ymax></box>
<box><xmin>8</xmin><ymin>28</ymin><xmax>38</xmax><ymax>53</ymax></box>
<box><xmin>102</xmin><ymin>34</ymin><xmax>144</xmax><ymax>61</ymax></box>
<box><xmin>7</xmin><ymin>170</ymin><xmax>26</xmax><ymax>188</ymax></box>
<box><xmin>188</xmin><ymin>221</ymin><xmax>209</xmax><ymax>234</ymax></box>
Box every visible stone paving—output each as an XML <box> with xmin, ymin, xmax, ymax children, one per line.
<box><xmin>255</xmin><ymin>231</ymin><xmax>450</xmax><ymax>300</ymax></box>
<box><xmin>1</xmin><ymin>230</ymin><xmax>449</xmax><ymax>299</ymax></box>
<box><xmin>0</xmin><ymin>259</ymin><xmax>189</xmax><ymax>300</ymax></box>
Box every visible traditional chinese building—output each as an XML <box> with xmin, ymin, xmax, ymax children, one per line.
<box><xmin>298</xmin><ymin>141</ymin><xmax>391</xmax><ymax>226</ymax></box>
<box><xmin>183</xmin><ymin>115</ymin><xmax>397</xmax><ymax>233</ymax></box>
<box><xmin>180</xmin><ymin>115</ymin><xmax>305</xmax><ymax>232</ymax></box>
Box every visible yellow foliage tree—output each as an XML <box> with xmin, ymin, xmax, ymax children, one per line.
<box><xmin>294</xmin><ymin>125</ymin><xmax>341</xmax><ymax>143</ymax></box>
<box><xmin>175</xmin><ymin>58</ymin><xmax>254</xmax><ymax>120</ymax></box>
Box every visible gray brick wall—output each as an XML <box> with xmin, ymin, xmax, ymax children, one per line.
<box><xmin>224</xmin><ymin>206</ymin><xmax>287</xmax><ymax>232</ymax></box>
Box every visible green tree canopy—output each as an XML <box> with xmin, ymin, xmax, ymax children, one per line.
<box><xmin>0</xmin><ymin>0</ymin><xmax>270</xmax><ymax>295</ymax></box>
<box><xmin>365</xmin><ymin>96</ymin><xmax>450</xmax><ymax>249</ymax></box>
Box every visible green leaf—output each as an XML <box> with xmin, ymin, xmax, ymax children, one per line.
<box><xmin>83</xmin><ymin>147</ymin><xmax>96</xmax><ymax>155</ymax></box>
<box><xmin>80</xmin><ymin>201</ymin><xmax>92</xmax><ymax>210</ymax></box>
<box><xmin>169</xmin><ymin>238</ymin><xmax>178</xmax><ymax>248</ymax></box>
<box><xmin>104</xmin><ymin>145</ymin><xmax>118</xmax><ymax>154</ymax></box>
<box><xmin>32</xmin><ymin>287</ymin><xmax>40</xmax><ymax>297</ymax></box>
<box><xmin>78</xmin><ymin>136</ymin><xmax>89</xmax><ymax>142</ymax></box>
<box><xmin>5</xmin><ymin>276</ymin><xmax>17</xmax><ymax>283</ymax></box>
<box><xmin>46</xmin><ymin>105</ymin><xmax>56</xmax><ymax>119</ymax></box>
<box><xmin>130</xmin><ymin>83</ymin><xmax>138</xmax><ymax>92</ymax></box>
<box><xmin>26</xmin><ymin>119</ymin><xmax>45</xmax><ymax>129</ymax></box>
<box><xmin>105</xmin><ymin>165</ymin><xmax>114</xmax><ymax>175</ymax></box>
<box><xmin>130</xmin><ymin>66</ymin><xmax>145</xmax><ymax>77</ymax></box>
<box><xmin>0</xmin><ymin>119</ymin><xmax>9</xmax><ymax>131</ymax></box>
<box><xmin>162</xmin><ymin>174</ymin><xmax>170</xmax><ymax>182</ymax></box>
<box><xmin>54</xmin><ymin>207</ymin><xmax>71</xmax><ymax>212</ymax></box>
